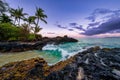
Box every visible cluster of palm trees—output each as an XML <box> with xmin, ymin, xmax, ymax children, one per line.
<box><xmin>9</xmin><ymin>7</ymin><xmax>47</xmax><ymax>34</ymax></box>
<box><xmin>0</xmin><ymin>0</ymin><xmax>9</xmax><ymax>14</ymax></box>
<box><xmin>0</xmin><ymin>0</ymin><xmax>47</xmax><ymax>35</ymax></box>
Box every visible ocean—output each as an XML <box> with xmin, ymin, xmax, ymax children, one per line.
<box><xmin>37</xmin><ymin>37</ymin><xmax>120</xmax><ymax>64</ymax></box>
<box><xmin>0</xmin><ymin>37</ymin><xmax>120</xmax><ymax>66</ymax></box>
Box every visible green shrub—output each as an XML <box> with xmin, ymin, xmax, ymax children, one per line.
<box><xmin>8</xmin><ymin>37</ymin><xmax>17</xmax><ymax>41</ymax></box>
<box><xmin>0</xmin><ymin>23</ymin><xmax>43</xmax><ymax>41</ymax></box>
<box><xmin>28</xmin><ymin>34</ymin><xmax>36</xmax><ymax>41</ymax></box>
<box><xmin>35</xmin><ymin>34</ymin><xmax>42</xmax><ymax>40</ymax></box>
<box><xmin>0</xmin><ymin>23</ymin><xmax>21</xmax><ymax>41</ymax></box>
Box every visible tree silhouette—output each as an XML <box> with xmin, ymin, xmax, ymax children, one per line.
<box><xmin>35</xmin><ymin>7</ymin><xmax>47</xmax><ymax>27</ymax></box>
<box><xmin>0</xmin><ymin>13</ymin><xmax>12</xmax><ymax>23</ymax></box>
<box><xmin>0</xmin><ymin>0</ymin><xmax>9</xmax><ymax>14</ymax></box>
<box><xmin>9</xmin><ymin>7</ymin><xmax>27</xmax><ymax>26</ymax></box>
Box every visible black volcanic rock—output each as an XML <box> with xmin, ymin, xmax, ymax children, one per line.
<box><xmin>45</xmin><ymin>47</ymin><xmax>120</xmax><ymax>80</ymax></box>
<box><xmin>0</xmin><ymin>47</ymin><xmax>120</xmax><ymax>80</ymax></box>
<box><xmin>52</xmin><ymin>36</ymin><xmax>78</xmax><ymax>44</ymax></box>
<box><xmin>0</xmin><ymin>36</ymin><xmax>78</xmax><ymax>52</ymax></box>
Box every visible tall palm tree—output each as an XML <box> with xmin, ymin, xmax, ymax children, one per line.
<box><xmin>27</xmin><ymin>16</ymin><xmax>36</xmax><ymax>27</ymax></box>
<box><xmin>9</xmin><ymin>7</ymin><xmax>27</xmax><ymax>26</ymax></box>
<box><xmin>9</xmin><ymin>8</ymin><xmax>17</xmax><ymax>24</ymax></box>
<box><xmin>35</xmin><ymin>7</ymin><xmax>47</xmax><ymax>27</ymax></box>
<box><xmin>0</xmin><ymin>0</ymin><xmax>9</xmax><ymax>14</ymax></box>
<box><xmin>20</xmin><ymin>23</ymin><xmax>30</xmax><ymax>40</ymax></box>
<box><xmin>34</xmin><ymin>25</ymin><xmax>42</xmax><ymax>34</ymax></box>
<box><xmin>0</xmin><ymin>13</ymin><xmax>12</xmax><ymax>23</ymax></box>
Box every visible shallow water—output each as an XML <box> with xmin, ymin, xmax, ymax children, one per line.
<box><xmin>0</xmin><ymin>37</ymin><xmax>120</xmax><ymax>66</ymax></box>
<box><xmin>0</xmin><ymin>51</ymin><xmax>41</xmax><ymax>66</ymax></box>
<box><xmin>0</xmin><ymin>50</ymin><xmax>62</xmax><ymax>66</ymax></box>
<box><xmin>42</xmin><ymin>37</ymin><xmax>120</xmax><ymax>63</ymax></box>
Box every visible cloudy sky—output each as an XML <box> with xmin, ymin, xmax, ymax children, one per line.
<box><xmin>6</xmin><ymin>0</ymin><xmax>120</xmax><ymax>38</ymax></box>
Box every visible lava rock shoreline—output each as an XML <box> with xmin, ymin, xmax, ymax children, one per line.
<box><xmin>0</xmin><ymin>46</ymin><xmax>120</xmax><ymax>80</ymax></box>
<box><xmin>0</xmin><ymin>36</ymin><xmax>78</xmax><ymax>53</ymax></box>
<box><xmin>46</xmin><ymin>46</ymin><xmax>120</xmax><ymax>80</ymax></box>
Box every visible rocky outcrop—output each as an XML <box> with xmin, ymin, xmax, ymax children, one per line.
<box><xmin>49</xmin><ymin>36</ymin><xmax>78</xmax><ymax>44</ymax></box>
<box><xmin>0</xmin><ymin>57</ymin><xmax>49</xmax><ymax>80</ymax></box>
<box><xmin>45</xmin><ymin>46</ymin><xmax>120</xmax><ymax>80</ymax></box>
<box><xmin>0</xmin><ymin>36</ymin><xmax>78</xmax><ymax>52</ymax></box>
<box><xmin>0</xmin><ymin>42</ymin><xmax>34</xmax><ymax>52</ymax></box>
<box><xmin>1</xmin><ymin>46</ymin><xmax>119</xmax><ymax>80</ymax></box>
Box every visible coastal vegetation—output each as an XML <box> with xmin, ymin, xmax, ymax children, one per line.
<box><xmin>0</xmin><ymin>0</ymin><xmax>47</xmax><ymax>41</ymax></box>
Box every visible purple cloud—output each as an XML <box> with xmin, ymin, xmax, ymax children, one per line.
<box><xmin>92</xmin><ymin>8</ymin><xmax>112</xmax><ymax>15</ymax></box>
<box><xmin>86</xmin><ymin>16</ymin><xmax>96</xmax><ymax>22</ymax></box>
<box><xmin>87</xmin><ymin>22</ymin><xmax>100</xmax><ymax>29</ymax></box>
<box><xmin>68</xmin><ymin>29</ymin><xmax>74</xmax><ymax>31</ymax></box>
<box><xmin>109</xmin><ymin>29</ymin><xmax>120</xmax><ymax>33</ymax></box>
<box><xmin>47</xmin><ymin>32</ymin><xmax>55</xmax><ymax>34</ymax></box>
<box><xmin>69</xmin><ymin>23</ymin><xmax>78</xmax><ymax>26</ymax></box>
<box><xmin>88</xmin><ymin>22</ymin><xmax>100</xmax><ymax>26</ymax></box>
<box><xmin>56</xmin><ymin>24</ymin><xmax>67</xmax><ymax>29</ymax></box>
<box><xmin>86</xmin><ymin>8</ymin><xmax>120</xmax><ymax>22</ymax></box>
<box><xmin>73</xmin><ymin>25</ymin><xmax>86</xmax><ymax>31</ymax></box>
<box><xmin>82</xmin><ymin>18</ymin><xmax>120</xmax><ymax>35</ymax></box>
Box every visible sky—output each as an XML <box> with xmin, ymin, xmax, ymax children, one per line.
<box><xmin>6</xmin><ymin>0</ymin><xmax>120</xmax><ymax>38</ymax></box>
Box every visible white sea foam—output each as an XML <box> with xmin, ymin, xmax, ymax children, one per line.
<box><xmin>42</xmin><ymin>44</ymin><xmax>87</xmax><ymax>61</ymax></box>
<box><xmin>43</xmin><ymin>44</ymin><xmax>69</xmax><ymax>60</ymax></box>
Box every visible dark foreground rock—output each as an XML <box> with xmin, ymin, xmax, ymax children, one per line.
<box><xmin>0</xmin><ymin>46</ymin><xmax>120</xmax><ymax>80</ymax></box>
<box><xmin>0</xmin><ymin>36</ymin><xmax>78</xmax><ymax>52</ymax></box>
<box><xmin>0</xmin><ymin>57</ymin><xmax>49</xmax><ymax>80</ymax></box>
<box><xmin>46</xmin><ymin>46</ymin><xmax>120</xmax><ymax>80</ymax></box>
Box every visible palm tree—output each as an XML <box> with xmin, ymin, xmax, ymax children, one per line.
<box><xmin>27</xmin><ymin>16</ymin><xmax>36</xmax><ymax>27</ymax></box>
<box><xmin>0</xmin><ymin>13</ymin><xmax>12</xmax><ymax>23</ymax></box>
<box><xmin>35</xmin><ymin>7</ymin><xmax>47</xmax><ymax>27</ymax></box>
<box><xmin>34</xmin><ymin>26</ymin><xmax>42</xmax><ymax>34</ymax></box>
<box><xmin>33</xmin><ymin>25</ymin><xmax>42</xmax><ymax>40</ymax></box>
<box><xmin>9</xmin><ymin>7</ymin><xmax>27</xmax><ymax>26</ymax></box>
<box><xmin>9</xmin><ymin>8</ymin><xmax>17</xmax><ymax>24</ymax></box>
<box><xmin>0</xmin><ymin>0</ymin><xmax>9</xmax><ymax>14</ymax></box>
<box><xmin>20</xmin><ymin>23</ymin><xmax>30</xmax><ymax>40</ymax></box>
<box><xmin>21</xmin><ymin>23</ymin><xmax>30</xmax><ymax>33</ymax></box>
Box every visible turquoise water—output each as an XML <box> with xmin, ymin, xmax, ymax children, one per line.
<box><xmin>36</xmin><ymin>37</ymin><xmax>120</xmax><ymax>64</ymax></box>
<box><xmin>1</xmin><ymin>38</ymin><xmax>119</xmax><ymax>66</ymax></box>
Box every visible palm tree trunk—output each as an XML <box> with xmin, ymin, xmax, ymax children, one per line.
<box><xmin>36</xmin><ymin>18</ymin><xmax>39</xmax><ymax>27</ymax></box>
<box><xmin>14</xmin><ymin>18</ymin><xmax>16</xmax><ymax>25</ymax></box>
<box><xmin>18</xmin><ymin>18</ymin><xmax>20</xmax><ymax>26</ymax></box>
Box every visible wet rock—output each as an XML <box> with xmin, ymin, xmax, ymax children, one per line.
<box><xmin>0</xmin><ymin>57</ymin><xmax>49</xmax><ymax>80</ymax></box>
<box><xmin>76</xmin><ymin>67</ymin><xmax>84</xmax><ymax>80</ymax></box>
<box><xmin>0</xmin><ymin>47</ymin><xmax>120</xmax><ymax>80</ymax></box>
<box><xmin>46</xmin><ymin>47</ymin><xmax>120</xmax><ymax>80</ymax></box>
<box><xmin>0</xmin><ymin>36</ymin><xmax>78</xmax><ymax>52</ymax></box>
<box><xmin>28</xmin><ymin>63</ymin><xmax>44</xmax><ymax>79</ymax></box>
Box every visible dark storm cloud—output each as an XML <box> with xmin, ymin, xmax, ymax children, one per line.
<box><xmin>82</xmin><ymin>18</ymin><xmax>120</xmax><ymax>35</ymax></box>
<box><xmin>56</xmin><ymin>24</ymin><xmax>67</xmax><ymax>29</ymax></box>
